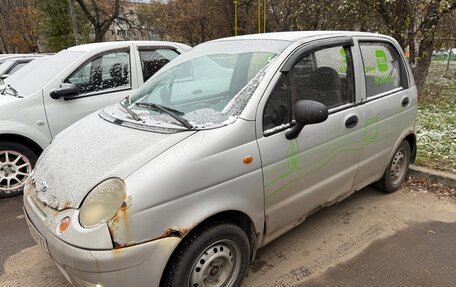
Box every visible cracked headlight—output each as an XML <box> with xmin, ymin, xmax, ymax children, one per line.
<box><xmin>79</xmin><ymin>178</ymin><xmax>126</xmax><ymax>228</ymax></box>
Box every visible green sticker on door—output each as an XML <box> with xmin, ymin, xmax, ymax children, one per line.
<box><xmin>287</xmin><ymin>139</ymin><xmax>299</xmax><ymax>172</ymax></box>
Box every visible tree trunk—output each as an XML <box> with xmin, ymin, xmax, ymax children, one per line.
<box><xmin>94</xmin><ymin>29</ymin><xmax>104</xmax><ymax>42</ymax></box>
<box><xmin>446</xmin><ymin>44</ymin><xmax>453</xmax><ymax>74</ymax></box>
<box><xmin>414</xmin><ymin>35</ymin><xmax>435</xmax><ymax>94</ymax></box>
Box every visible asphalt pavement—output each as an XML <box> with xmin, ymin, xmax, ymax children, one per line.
<box><xmin>1</xmin><ymin>186</ymin><xmax>455</xmax><ymax>287</ymax></box>
<box><xmin>303</xmin><ymin>221</ymin><xmax>456</xmax><ymax>287</ymax></box>
<box><xmin>0</xmin><ymin>196</ymin><xmax>35</xmax><ymax>276</ymax></box>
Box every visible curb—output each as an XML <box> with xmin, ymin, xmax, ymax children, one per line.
<box><xmin>408</xmin><ymin>165</ymin><xmax>456</xmax><ymax>187</ymax></box>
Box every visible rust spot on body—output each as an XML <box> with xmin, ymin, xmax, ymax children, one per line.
<box><xmin>108</xmin><ymin>196</ymin><xmax>133</xmax><ymax>248</ymax></box>
<box><xmin>64</xmin><ymin>200</ymin><xmax>72</xmax><ymax>209</ymax></box>
<box><xmin>160</xmin><ymin>227</ymin><xmax>191</xmax><ymax>239</ymax></box>
<box><xmin>112</xmin><ymin>246</ymin><xmax>123</xmax><ymax>254</ymax></box>
<box><xmin>120</xmin><ymin>201</ymin><xmax>128</xmax><ymax>211</ymax></box>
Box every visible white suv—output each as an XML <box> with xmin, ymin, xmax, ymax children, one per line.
<box><xmin>0</xmin><ymin>41</ymin><xmax>190</xmax><ymax>198</ymax></box>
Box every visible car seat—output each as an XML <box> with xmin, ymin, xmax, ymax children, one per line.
<box><xmin>309</xmin><ymin>67</ymin><xmax>342</xmax><ymax>108</ymax></box>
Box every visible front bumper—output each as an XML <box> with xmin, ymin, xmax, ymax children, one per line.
<box><xmin>23</xmin><ymin>194</ymin><xmax>181</xmax><ymax>287</ymax></box>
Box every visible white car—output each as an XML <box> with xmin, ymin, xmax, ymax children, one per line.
<box><xmin>0</xmin><ymin>55</ymin><xmax>48</xmax><ymax>80</ymax></box>
<box><xmin>0</xmin><ymin>41</ymin><xmax>190</xmax><ymax>198</ymax></box>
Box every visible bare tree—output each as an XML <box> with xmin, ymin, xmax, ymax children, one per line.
<box><xmin>74</xmin><ymin>0</ymin><xmax>121</xmax><ymax>42</ymax></box>
<box><xmin>357</xmin><ymin>0</ymin><xmax>456</xmax><ymax>92</ymax></box>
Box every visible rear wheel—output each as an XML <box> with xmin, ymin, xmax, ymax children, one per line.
<box><xmin>376</xmin><ymin>141</ymin><xmax>410</xmax><ymax>193</ymax></box>
<box><xmin>0</xmin><ymin>141</ymin><xmax>37</xmax><ymax>199</ymax></box>
<box><xmin>161</xmin><ymin>221</ymin><xmax>250</xmax><ymax>287</ymax></box>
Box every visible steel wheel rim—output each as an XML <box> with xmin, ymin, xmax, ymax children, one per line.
<box><xmin>0</xmin><ymin>150</ymin><xmax>32</xmax><ymax>192</ymax></box>
<box><xmin>188</xmin><ymin>239</ymin><xmax>242</xmax><ymax>287</ymax></box>
<box><xmin>390</xmin><ymin>148</ymin><xmax>406</xmax><ymax>186</ymax></box>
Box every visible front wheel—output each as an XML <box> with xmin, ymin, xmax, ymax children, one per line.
<box><xmin>161</xmin><ymin>221</ymin><xmax>250</xmax><ymax>287</ymax></box>
<box><xmin>376</xmin><ymin>141</ymin><xmax>411</xmax><ymax>193</ymax></box>
<box><xmin>0</xmin><ymin>141</ymin><xmax>37</xmax><ymax>199</ymax></box>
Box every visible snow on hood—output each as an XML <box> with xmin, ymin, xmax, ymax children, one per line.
<box><xmin>0</xmin><ymin>94</ymin><xmax>19</xmax><ymax>104</ymax></box>
<box><xmin>32</xmin><ymin>112</ymin><xmax>196</xmax><ymax>210</ymax></box>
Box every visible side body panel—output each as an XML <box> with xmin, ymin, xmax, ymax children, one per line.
<box><xmin>0</xmin><ymin>91</ymin><xmax>52</xmax><ymax>149</ymax></box>
<box><xmin>110</xmin><ymin>120</ymin><xmax>266</xmax><ymax>248</ymax></box>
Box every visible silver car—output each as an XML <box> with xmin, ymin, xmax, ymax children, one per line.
<box><xmin>23</xmin><ymin>31</ymin><xmax>417</xmax><ymax>287</ymax></box>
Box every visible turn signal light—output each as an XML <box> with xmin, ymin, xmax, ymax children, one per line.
<box><xmin>58</xmin><ymin>217</ymin><xmax>71</xmax><ymax>234</ymax></box>
<box><xmin>243</xmin><ymin>156</ymin><xmax>253</xmax><ymax>164</ymax></box>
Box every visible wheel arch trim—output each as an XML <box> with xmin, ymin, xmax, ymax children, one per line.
<box><xmin>0</xmin><ymin>133</ymin><xmax>45</xmax><ymax>156</ymax></box>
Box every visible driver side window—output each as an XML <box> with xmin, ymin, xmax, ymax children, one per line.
<box><xmin>263</xmin><ymin>45</ymin><xmax>354</xmax><ymax>132</ymax></box>
<box><xmin>65</xmin><ymin>51</ymin><xmax>131</xmax><ymax>95</ymax></box>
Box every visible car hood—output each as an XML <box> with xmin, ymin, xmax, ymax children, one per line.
<box><xmin>32</xmin><ymin>112</ymin><xmax>196</xmax><ymax>210</ymax></box>
<box><xmin>0</xmin><ymin>94</ymin><xmax>19</xmax><ymax>105</ymax></box>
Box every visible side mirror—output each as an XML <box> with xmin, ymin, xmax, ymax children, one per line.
<box><xmin>285</xmin><ymin>100</ymin><xmax>328</xmax><ymax>140</ymax></box>
<box><xmin>50</xmin><ymin>83</ymin><xmax>80</xmax><ymax>100</ymax></box>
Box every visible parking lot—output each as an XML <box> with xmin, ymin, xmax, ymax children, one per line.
<box><xmin>1</xmin><ymin>182</ymin><xmax>455</xmax><ymax>287</ymax></box>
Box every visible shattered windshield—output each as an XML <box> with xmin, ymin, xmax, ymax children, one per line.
<box><xmin>104</xmin><ymin>39</ymin><xmax>290</xmax><ymax>129</ymax></box>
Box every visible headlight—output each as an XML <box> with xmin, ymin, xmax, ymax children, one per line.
<box><xmin>79</xmin><ymin>178</ymin><xmax>126</xmax><ymax>228</ymax></box>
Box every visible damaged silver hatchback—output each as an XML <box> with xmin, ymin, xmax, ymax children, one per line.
<box><xmin>23</xmin><ymin>31</ymin><xmax>417</xmax><ymax>287</ymax></box>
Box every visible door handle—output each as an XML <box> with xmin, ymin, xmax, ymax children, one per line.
<box><xmin>345</xmin><ymin>115</ymin><xmax>358</xmax><ymax>129</ymax></box>
<box><xmin>402</xmin><ymin>97</ymin><xmax>409</xmax><ymax>107</ymax></box>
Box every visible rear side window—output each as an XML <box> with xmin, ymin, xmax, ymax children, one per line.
<box><xmin>139</xmin><ymin>49</ymin><xmax>179</xmax><ymax>82</ymax></box>
<box><xmin>360</xmin><ymin>42</ymin><xmax>404</xmax><ymax>97</ymax></box>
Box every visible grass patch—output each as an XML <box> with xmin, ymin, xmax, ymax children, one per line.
<box><xmin>432</xmin><ymin>55</ymin><xmax>456</xmax><ymax>61</ymax></box>
<box><xmin>416</xmin><ymin>61</ymin><xmax>456</xmax><ymax>174</ymax></box>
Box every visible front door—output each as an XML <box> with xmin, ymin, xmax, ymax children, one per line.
<box><xmin>43</xmin><ymin>48</ymin><xmax>133</xmax><ymax>137</ymax></box>
<box><xmin>257</xmin><ymin>41</ymin><xmax>363</xmax><ymax>242</ymax></box>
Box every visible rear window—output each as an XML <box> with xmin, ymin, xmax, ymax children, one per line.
<box><xmin>360</xmin><ymin>42</ymin><xmax>405</xmax><ymax>97</ymax></box>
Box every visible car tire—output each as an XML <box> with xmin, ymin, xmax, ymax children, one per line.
<box><xmin>0</xmin><ymin>141</ymin><xmax>37</xmax><ymax>199</ymax></box>
<box><xmin>376</xmin><ymin>141</ymin><xmax>411</xmax><ymax>193</ymax></box>
<box><xmin>160</xmin><ymin>221</ymin><xmax>250</xmax><ymax>287</ymax></box>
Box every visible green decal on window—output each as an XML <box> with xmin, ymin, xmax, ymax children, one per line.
<box><xmin>287</xmin><ymin>139</ymin><xmax>299</xmax><ymax>172</ymax></box>
<box><xmin>364</xmin><ymin>65</ymin><xmax>376</xmax><ymax>73</ymax></box>
<box><xmin>338</xmin><ymin>48</ymin><xmax>347</xmax><ymax>73</ymax></box>
<box><xmin>376</xmin><ymin>50</ymin><xmax>388</xmax><ymax>72</ymax></box>
<box><xmin>374</xmin><ymin>75</ymin><xmax>394</xmax><ymax>85</ymax></box>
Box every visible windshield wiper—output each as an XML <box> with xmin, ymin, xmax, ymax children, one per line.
<box><xmin>119</xmin><ymin>97</ymin><xmax>142</xmax><ymax>122</ymax></box>
<box><xmin>135</xmin><ymin>102</ymin><xmax>193</xmax><ymax>129</ymax></box>
<box><xmin>1</xmin><ymin>85</ymin><xmax>23</xmax><ymax>98</ymax></box>
<box><xmin>136</xmin><ymin>102</ymin><xmax>184</xmax><ymax>115</ymax></box>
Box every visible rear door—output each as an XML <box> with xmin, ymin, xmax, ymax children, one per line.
<box><xmin>257</xmin><ymin>38</ymin><xmax>364</xmax><ymax>242</ymax></box>
<box><xmin>352</xmin><ymin>37</ymin><xmax>416</xmax><ymax>189</ymax></box>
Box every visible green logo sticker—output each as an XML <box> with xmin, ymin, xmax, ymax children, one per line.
<box><xmin>375</xmin><ymin>50</ymin><xmax>388</xmax><ymax>72</ymax></box>
<box><xmin>338</xmin><ymin>48</ymin><xmax>347</xmax><ymax>73</ymax></box>
<box><xmin>287</xmin><ymin>140</ymin><xmax>299</xmax><ymax>172</ymax></box>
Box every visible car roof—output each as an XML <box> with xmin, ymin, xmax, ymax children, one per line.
<box><xmin>66</xmin><ymin>41</ymin><xmax>186</xmax><ymax>52</ymax></box>
<box><xmin>0</xmin><ymin>54</ymin><xmax>45</xmax><ymax>60</ymax></box>
<box><xmin>211</xmin><ymin>31</ymin><xmax>390</xmax><ymax>43</ymax></box>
